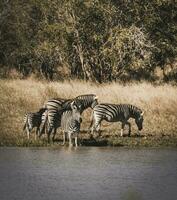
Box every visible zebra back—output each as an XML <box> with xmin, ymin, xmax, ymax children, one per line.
<box><xmin>93</xmin><ymin>103</ymin><xmax>143</xmax><ymax>121</ymax></box>
<box><xmin>43</xmin><ymin>98</ymin><xmax>67</xmax><ymax>110</ymax></box>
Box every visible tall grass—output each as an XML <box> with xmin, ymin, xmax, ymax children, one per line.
<box><xmin>0</xmin><ymin>79</ymin><xmax>177</xmax><ymax>146</ymax></box>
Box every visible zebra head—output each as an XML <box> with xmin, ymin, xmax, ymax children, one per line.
<box><xmin>135</xmin><ymin>111</ymin><xmax>144</xmax><ymax>131</ymax></box>
<box><xmin>71</xmin><ymin>101</ymin><xmax>82</xmax><ymax>123</ymax></box>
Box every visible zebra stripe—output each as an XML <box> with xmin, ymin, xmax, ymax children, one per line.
<box><xmin>23</xmin><ymin>108</ymin><xmax>46</xmax><ymax>140</ymax></box>
<box><xmin>90</xmin><ymin>104</ymin><xmax>144</xmax><ymax>137</ymax></box>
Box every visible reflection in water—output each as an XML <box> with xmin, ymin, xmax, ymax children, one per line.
<box><xmin>0</xmin><ymin>147</ymin><xmax>177</xmax><ymax>200</ymax></box>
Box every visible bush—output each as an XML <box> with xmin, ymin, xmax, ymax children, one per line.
<box><xmin>0</xmin><ymin>0</ymin><xmax>177</xmax><ymax>82</ymax></box>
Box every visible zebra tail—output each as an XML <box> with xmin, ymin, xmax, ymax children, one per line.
<box><xmin>23</xmin><ymin>123</ymin><xmax>26</xmax><ymax>132</ymax></box>
<box><xmin>23</xmin><ymin>115</ymin><xmax>28</xmax><ymax>133</ymax></box>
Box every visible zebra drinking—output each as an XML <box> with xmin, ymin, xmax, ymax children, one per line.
<box><xmin>61</xmin><ymin>104</ymin><xmax>82</xmax><ymax>147</ymax></box>
<box><xmin>23</xmin><ymin>108</ymin><xmax>46</xmax><ymax>140</ymax></box>
<box><xmin>90</xmin><ymin>104</ymin><xmax>144</xmax><ymax>137</ymax></box>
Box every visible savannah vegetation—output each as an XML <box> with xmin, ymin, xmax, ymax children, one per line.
<box><xmin>0</xmin><ymin>0</ymin><xmax>177</xmax><ymax>83</ymax></box>
<box><xmin>0</xmin><ymin>79</ymin><xmax>177</xmax><ymax>147</ymax></box>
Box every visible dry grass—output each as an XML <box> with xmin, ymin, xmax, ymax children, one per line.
<box><xmin>0</xmin><ymin>79</ymin><xmax>177</xmax><ymax>146</ymax></box>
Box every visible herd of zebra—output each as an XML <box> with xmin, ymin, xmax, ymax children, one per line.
<box><xmin>23</xmin><ymin>94</ymin><xmax>144</xmax><ymax>146</ymax></box>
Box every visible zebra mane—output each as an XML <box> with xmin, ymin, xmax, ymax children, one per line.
<box><xmin>38</xmin><ymin>108</ymin><xmax>47</xmax><ymax>114</ymax></box>
<box><xmin>76</xmin><ymin>94</ymin><xmax>96</xmax><ymax>99</ymax></box>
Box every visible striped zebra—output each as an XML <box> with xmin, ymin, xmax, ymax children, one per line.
<box><xmin>23</xmin><ymin>108</ymin><xmax>46</xmax><ymax>140</ymax></box>
<box><xmin>61</xmin><ymin>108</ymin><xmax>82</xmax><ymax>147</ymax></box>
<box><xmin>39</xmin><ymin>100</ymin><xmax>82</xmax><ymax>143</ymax></box>
<box><xmin>40</xmin><ymin>94</ymin><xmax>98</xmax><ymax>139</ymax></box>
<box><xmin>39</xmin><ymin>99</ymin><xmax>73</xmax><ymax>138</ymax></box>
<box><xmin>43</xmin><ymin>94</ymin><xmax>98</xmax><ymax>113</ymax></box>
<box><xmin>90</xmin><ymin>104</ymin><xmax>144</xmax><ymax>137</ymax></box>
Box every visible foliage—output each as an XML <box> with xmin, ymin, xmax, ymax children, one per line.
<box><xmin>0</xmin><ymin>0</ymin><xmax>177</xmax><ymax>82</ymax></box>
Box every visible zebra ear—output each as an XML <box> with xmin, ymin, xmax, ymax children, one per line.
<box><xmin>71</xmin><ymin>101</ymin><xmax>74</xmax><ymax>108</ymax></box>
<box><xmin>141</xmin><ymin>111</ymin><xmax>144</xmax><ymax>116</ymax></box>
<box><xmin>71</xmin><ymin>101</ymin><xmax>77</xmax><ymax>109</ymax></box>
<box><xmin>94</xmin><ymin>96</ymin><xmax>98</xmax><ymax>100</ymax></box>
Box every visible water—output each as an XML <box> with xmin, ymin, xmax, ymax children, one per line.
<box><xmin>0</xmin><ymin>147</ymin><xmax>177</xmax><ymax>200</ymax></box>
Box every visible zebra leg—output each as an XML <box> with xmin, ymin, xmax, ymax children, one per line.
<box><xmin>95</xmin><ymin>120</ymin><xmax>102</xmax><ymax>137</ymax></box>
<box><xmin>91</xmin><ymin>119</ymin><xmax>102</xmax><ymax>138</ymax></box>
<box><xmin>47</xmin><ymin>133</ymin><xmax>51</xmax><ymax>143</ymax></box>
<box><xmin>75</xmin><ymin>135</ymin><xmax>78</xmax><ymax>147</ymax></box>
<box><xmin>47</xmin><ymin>127</ymin><xmax>53</xmax><ymax>143</ymax></box>
<box><xmin>125</xmin><ymin>121</ymin><xmax>131</xmax><ymax>137</ymax></box>
<box><xmin>35</xmin><ymin>127</ymin><xmax>39</xmax><ymax>141</ymax></box>
<box><xmin>120</xmin><ymin>123</ymin><xmax>125</xmax><ymax>137</ymax></box>
<box><xmin>26</xmin><ymin>126</ymin><xmax>30</xmax><ymax>140</ymax></box>
<box><xmin>34</xmin><ymin>130</ymin><xmax>37</xmax><ymax>141</ymax></box>
<box><xmin>39</xmin><ymin>126</ymin><xmax>44</xmax><ymax>138</ymax></box>
<box><xmin>52</xmin><ymin>128</ymin><xmax>57</xmax><ymax>143</ymax></box>
<box><xmin>62</xmin><ymin>132</ymin><xmax>66</xmax><ymax>145</ymax></box>
<box><xmin>88</xmin><ymin>111</ymin><xmax>94</xmax><ymax>132</ymax></box>
<box><xmin>68</xmin><ymin>132</ymin><xmax>72</xmax><ymax>147</ymax></box>
<box><xmin>27</xmin><ymin>130</ymin><xmax>30</xmax><ymax>140</ymax></box>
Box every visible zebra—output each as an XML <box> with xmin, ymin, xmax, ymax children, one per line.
<box><xmin>39</xmin><ymin>100</ymin><xmax>82</xmax><ymax>143</ymax></box>
<box><xmin>39</xmin><ymin>108</ymin><xmax>63</xmax><ymax>143</ymax></box>
<box><xmin>61</xmin><ymin>106</ymin><xmax>82</xmax><ymax>147</ymax></box>
<box><xmin>23</xmin><ymin>108</ymin><xmax>46</xmax><ymax>140</ymax></box>
<box><xmin>90</xmin><ymin>104</ymin><xmax>144</xmax><ymax>137</ymax></box>
<box><xmin>43</xmin><ymin>94</ymin><xmax>98</xmax><ymax>114</ymax></box>
<box><xmin>40</xmin><ymin>94</ymin><xmax>98</xmax><ymax>139</ymax></box>
<box><xmin>39</xmin><ymin>99</ymin><xmax>74</xmax><ymax>138</ymax></box>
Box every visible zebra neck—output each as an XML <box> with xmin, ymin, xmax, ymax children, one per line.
<box><xmin>62</xmin><ymin>100</ymin><xmax>72</xmax><ymax>110</ymax></box>
<box><xmin>129</xmin><ymin>107</ymin><xmax>141</xmax><ymax>119</ymax></box>
<box><xmin>83</xmin><ymin>99</ymin><xmax>93</xmax><ymax>110</ymax></box>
